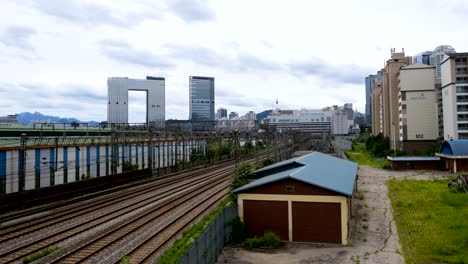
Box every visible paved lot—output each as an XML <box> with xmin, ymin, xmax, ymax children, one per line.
<box><xmin>218</xmin><ymin>166</ymin><xmax>453</xmax><ymax>264</ymax></box>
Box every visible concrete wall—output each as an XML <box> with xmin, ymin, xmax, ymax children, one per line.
<box><xmin>442</xmin><ymin>84</ymin><xmax>458</xmax><ymax>140</ymax></box>
<box><xmin>1</xmin><ymin>140</ymin><xmax>205</xmax><ymax>194</ymax></box>
<box><xmin>405</xmin><ymin>91</ymin><xmax>438</xmax><ymax>140</ymax></box>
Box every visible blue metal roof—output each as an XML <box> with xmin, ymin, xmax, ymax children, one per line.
<box><xmin>439</xmin><ymin>140</ymin><xmax>468</xmax><ymax>156</ymax></box>
<box><xmin>252</xmin><ymin>156</ymin><xmax>302</xmax><ymax>174</ymax></box>
<box><xmin>387</xmin><ymin>156</ymin><xmax>440</xmax><ymax>161</ymax></box>
<box><xmin>234</xmin><ymin>152</ymin><xmax>358</xmax><ymax>196</ymax></box>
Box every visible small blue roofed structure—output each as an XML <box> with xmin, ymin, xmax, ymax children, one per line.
<box><xmin>386</xmin><ymin>156</ymin><xmax>442</xmax><ymax>170</ymax></box>
<box><xmin>234</xmin><ymin>152</ymin><xmax>358</xmax><ymax>196</ymax></box>
<box><xmin>437</xmin><ymin>140</ymin><xmax>468</xmax><ymax>173</ymax></box>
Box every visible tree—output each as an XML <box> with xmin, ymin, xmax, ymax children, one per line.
<box><xmin>230</xmin><ymin>162</ymin><xmax>253</xmax><ymax>202</ymax></box>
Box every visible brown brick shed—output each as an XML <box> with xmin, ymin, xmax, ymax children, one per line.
<box><xmin>233</xmin><ymin>152</ymin><xmax>358</xmax><ymax>245</ymax></box>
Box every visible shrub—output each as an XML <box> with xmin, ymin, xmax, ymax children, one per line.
<box><xmin>122</xmin><ymin>161</ymin><xmax>139</xmax><ymax>172</ymax></box>
<box><xmin>230</xmin><ymin>162</ymin><xmax>253</xmax><ymax>202</ymax></box>
<box><xmin>227</xmin><ymin>217</ymin><xmax>247</xmax><ymax>244</ymax></box>
<box><xmin>243</xmin><ymin>232</ymin><xmax>283</xmax><ymax>249</ymax></box>
<box><xmin>158</xmin><ymin>200</ymin><xmax>231</xmax><ymax>264</ymax></box>
<box><xmin>366</xmin><ymin>133</ymin><xmax>390</xmax><ymax>157</ymax></box>
<box><xmin>80</xmin><ymin>173</ymin><xmax>91</xmax><ymax>180</ymax></box>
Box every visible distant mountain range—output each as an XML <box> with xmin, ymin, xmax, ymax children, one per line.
<box><xmin>16</xmin><ymin>112</ymin><xmax>100</xmax><ymax>126</ymax></box>
<box><xmin>14</xmin><ymin>110</ymin><xmax>273</xmax><ymax>126</ymax></box>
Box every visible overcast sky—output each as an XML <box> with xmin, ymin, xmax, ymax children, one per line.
<box><xmin>1</xmin><ymin>0</ymin><xmax>468</xmax><ymax>122</ymax></box>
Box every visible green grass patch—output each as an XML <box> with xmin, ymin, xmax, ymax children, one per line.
<box><xmin>387</xmin><ymin>178</ymin><xmax>468</xmax><ymax>263</ymax></box>
<box><xmin>158</xmin><ymin>199</ymin><xmax>231</xmax><ymax>264</ymax></box>
<box><xmin>344</xmin><ymin>144</ymin><xmax>389</xmax><ymax>168</ymax></box>
<box><xmin>242</xmin><ymin>232</ymin><xmax>283</xmax><ymax>249</ymax></box>
<box><xmin>23</xmin><ymin>246</ymin><xmax>60</xmax><ymax>264</ymax></box>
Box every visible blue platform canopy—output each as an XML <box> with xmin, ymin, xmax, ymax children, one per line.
<box><xmin>439</xmin><ymin>140</ymin><xmax>468</xmax><ymax>156</ymax></box>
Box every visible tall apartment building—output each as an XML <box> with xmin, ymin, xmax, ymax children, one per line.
<box><xmin>381</xmin><ymin>51</ymin><xmax>412</xmax><ymax>149</ymax></box>
<box><xmin>371</xmin><ymin>81</ymin><xmax>383</xmax><ymax>134</ymax></box>
<box><xmin>398</xmin><ymin>64</ymin><xmax>438</xmax><ymax>152</ymax></box>
<box><xmin>189</xmin><ymin>76</ymin><xmax>215</xmax><ymax>121</ymax></box>
<box><xmin>431</xmin><ymin>45</ymin><xmax>456</xmax><ymax>138</ymax></box>
<box><xmin>229</xmin><ymin>112</ymin><xmax>238</xmax><ymax>120</ymax></box>
<box><xmin>107</xmin><ymin>76</ymin><xmax>165</xmax><ymax>126</ymax></box>
<box><xmin>216</xmin><ymin>108</ymin><xmax>227</xmax><ymax>119</ymax></box>
<box><xmin>413</xmin><ymin>51</ymin><xmax>432</xmax><ymax>65</ymax></box>
<box><xmin>243</xmin><ymin>111</ymin><xmax>256</xmax><ymax>121</ymax></box>
<box><xmin>331</xmin><ymin>111</ymin><xmax>349</xmax><ymax>135</ymax></box>
<box><xmin>441</xmin><ymin>52</ymin><xmax>468</xmax><ymax>140</ymax></box>
<box><xmin>365</xmin><ymin>75</ymin><xmax>377</xmax><ymax>124</ymax></box>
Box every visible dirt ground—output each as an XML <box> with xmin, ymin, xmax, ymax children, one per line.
<box><xmin>217</xmin><ymin>166</ymin><xmax>453</xmax><ymax>264</ymax></box>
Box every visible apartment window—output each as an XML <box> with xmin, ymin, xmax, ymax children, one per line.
<box><xmin>456</xmin><ymin>86</ymin><xmax>468</xmax><ymax>93</ymax></box>
<box><xmin>285</xmin><ymin>185</ymin><xmax>295</xmax><ymax>192</ymax></box>
<box><xmin>457</xmin><ymin>105</ymin><xmax>468</xmax><ymax>112</ymax></box>
<box><xmin>458</xmin><ymin>124</ymin><xmax>468</xmax><ymax>130</ymax></box>
<box><xmin>457</xmin><ymin>68</ymin><xmax>468</xmax><ymax>75</ymax></box>
<box><xmin>458</xmin><ymin>114</ymin><xmax>468</xmax><ymax>121</ymax></box>
<box><xmin>459</xmin><ymin>133</ymin><xmax>468</xmax><ymax>139</ymax></box>
<box><xmin>458</xmin><ymin>95</ymin><xmax>468</xmax><ymax>103</ymax></box>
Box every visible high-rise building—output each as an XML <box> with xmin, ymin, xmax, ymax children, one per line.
<box><xmin>413</xmin><ymin>51</ymin><xmax>432</xmax><ymax>65</ymax></box>
<box><xmin>216</xmin><ymin>108</ymin><xmax>227</xmax><ymax>119</ymax></box>
<box><xmin>107</xmin><ymin>76</ymin><xmax>165</xmax><ymax>126</ymax></box>
<box><xmin>441</xmin><ymin>52</ymin><xmax>468</xmax><ymax>140</ymax></box>
<box><xmin>229</xmin><ymin>112</ymin><xmax>239</xmax><ymax>120</ymax></box>
<box><xmin>243</xmin><ymin>111</ymin><xmax>256</xmax><ymax>121</ymax></box>
<box><xmin>189</xmin><ymin>76</ymin><xmax>215</xmax><ymax>121</ymax></box>
<box><xmin>331</xmin><ymin>111</ymin><xmax>349</xmax><ymax>135</ymax></box>
<box><xmin>365</xmin><ymin>71</ymin><xmax>382</xmax><ymax>125</ymax></box>
<box><xmin>431</xmin><ymin>45</ymin><xmax>456</xmax><ymax>84</ymax></box>
<box><xmin>371</xmin><ymin>80</ymin><xmax>383</xmax><ymax>134</ymax></box>
<box><xmin>378</xmin><ymin>50</ymin><xmax>413</xmax><ymax>150</ymax></box>
<box><xmin>430</xmin><ymin>45</ymin><xmax>456</xmax><ymax>138</ymax></box>
<box><xmin>398</xmin><ymin>63</ymin><xmax>438</xmax><ymax>152</ymax></box>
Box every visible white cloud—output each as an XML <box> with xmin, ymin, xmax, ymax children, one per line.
<box><xmin>0</xmin><ymin>0</ymin><xmax>468</xmax><ymax>120</ymax></box>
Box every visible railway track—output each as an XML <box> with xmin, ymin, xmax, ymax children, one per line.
<box><xmin>0</xmin><ymin>165</ymin><xmax>233</xmax><ymax>263</ymax></box>
<box><xmin>0</xmin><ymin>152</ymin><xmax>274</xmax><ymax>264</ymax></box>
<box><xmin>0</xmin><ymin>158</ymin><xmax>236</xmax><ymax>224</ymax></box>
<box><xmin>0</xmin><ymin>163</ymin><xmax>233</xmax><ymax>239</ymax></box>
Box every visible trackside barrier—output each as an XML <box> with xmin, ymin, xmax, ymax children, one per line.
<box><xmin>176</xmin><ymin>205</ymin><xmax>237</xmax><ymax>264</ymax></box>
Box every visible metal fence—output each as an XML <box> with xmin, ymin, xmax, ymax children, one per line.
<box><xmin>176</xmin><ymin>205</ymin><xmax>238</xmax><ymax>264</ymax></box>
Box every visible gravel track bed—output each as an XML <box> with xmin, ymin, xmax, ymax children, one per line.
<box><xmin>98</xmin><ymin>184</ymin><xmax>229</xmax><ymax>264</ymax></box>
<box><xmin>0</xmin><ymin>175</ymin><xmax>198</xmax><ymax>256</ymax></box>
<box><xmin>1</xmin><ymin>167</ymin><xmax>233</xmax><ymax>263</ymax></box>
<box><xmin>31</xmin><ymin>174</ymin><xmax>228</xmax><ymax>264</ymax></box>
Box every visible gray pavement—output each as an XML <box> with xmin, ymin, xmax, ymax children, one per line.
<box><xmin>217</xmin><ymin>166</ymin><xmax>453</xmax><ymax>264</ymax></box>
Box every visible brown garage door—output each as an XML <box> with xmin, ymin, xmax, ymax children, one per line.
<box><xmin>243</xmin><ymin>200</ymin><xmax>288</xmax><ymax>240</ymax></box>
<box><xmin>292</xmin><ymin>201</ymin><xmax>341</xmax><ymax>243</ymax></box>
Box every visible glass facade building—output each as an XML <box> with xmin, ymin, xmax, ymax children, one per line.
<box><xmin>189</xmin><ymin>76</ymin><xmax>215</xmax><ymax>121</ymax></box>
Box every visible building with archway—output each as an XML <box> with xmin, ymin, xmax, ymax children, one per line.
<box><xmin>107</xmin><ymin>76</ymin><xmax>165</xmax><ymax>126</ymax></box>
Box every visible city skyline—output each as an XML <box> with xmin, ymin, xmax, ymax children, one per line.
<box><xmin>1</xmin><ymin>1</ymin><xmax>468</xmax><ymax>122</ymax></box>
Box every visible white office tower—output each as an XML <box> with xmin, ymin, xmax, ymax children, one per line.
<box><xmin>107</xmin><ymin>76</ymin><xmax>165</xmax><ymax>126</ymax></box>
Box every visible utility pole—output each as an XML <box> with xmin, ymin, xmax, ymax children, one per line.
<box><xmin>19</xmin><ymin>133</ymin><xmax>27</xmax><ymax>192</ymax></box>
